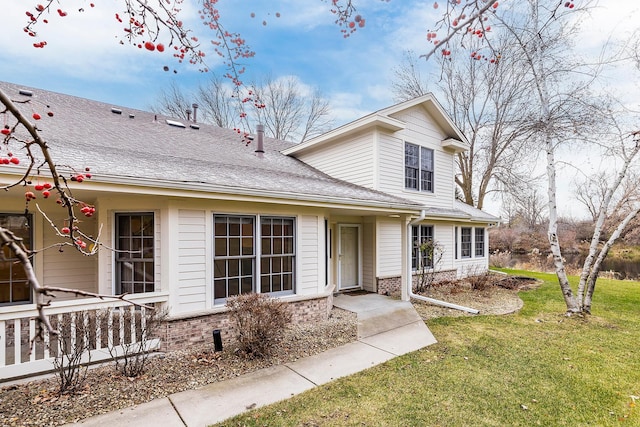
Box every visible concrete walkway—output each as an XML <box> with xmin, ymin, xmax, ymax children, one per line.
<box><xmin>68</xmin><ymin>293</ymin><xmax>437</xmax><ymax>427</ymax></box>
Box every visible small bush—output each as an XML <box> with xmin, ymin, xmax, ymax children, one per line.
<box><xmin>464</xmin><ymin>266</ymin><xmax>495</xmax><ymax>291</ymax></box>
<box><xmin>489</xmin><ymin>249</ymin><xmax>512</xmax><ymax>268</ymax></box>
<box><xmin>226</xmin><ymin>293</ymin><xmax>291</xmax><ymax>359</ymax></box>
<box><xmin>106</xmin><ymin>306</ymin><xmax>167</xmax><ymax>378</ymax></box>
<box><xmin>50</xmin><ymin>312</ymin><xmax>93</xmax><ymax>395</ymax></box>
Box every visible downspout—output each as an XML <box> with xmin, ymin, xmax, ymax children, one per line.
<box><xmin>406</xmin><ymin>210</ymin><xmax>479</xmax><ymax>314</ymax></box>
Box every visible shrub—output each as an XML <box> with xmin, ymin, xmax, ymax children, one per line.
<box><xmin>106</xmin><ymin>306</ymin><xmax>167</xmax><ymax>378</ymax></box>
<box><xmin>489</xmin><ymin>249</ymin><xmax>512</xmax><ymax>268</ymax></box>
<box><xmin>226</xmin><ymin>293</ymin><xmax>291</xmax><ymax>359</ymax></box>
<box><xmin>464</xmin><ymin>266</ymin><xmax>494</xmax><ymax>292</ymax></box>
<box><xmin>50</xmin><ymin>312</ymin><xmax>93</xmax><ymax>395</ymax></box>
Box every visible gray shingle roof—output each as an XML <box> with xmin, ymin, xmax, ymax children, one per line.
<box><xmin>0</xmin><ymin>81</ymin><xmax>421</xmax><ymax>210</ymax></box>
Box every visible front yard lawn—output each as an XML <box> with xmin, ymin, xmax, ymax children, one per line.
<box><xmin>218</xmin><ymin>270</ymin><xmax>640</xmax><ymax>426</ymax></box>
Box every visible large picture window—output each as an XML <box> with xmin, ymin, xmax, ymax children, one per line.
<box><xmin>460</xmin><ymin>227</ymin><xmax>472</xmax><ymax>259</ymax></box>
<box><xmin>475</xmin><ymin>228</ymin><xmax>485</xmax><ymax>257</ymax></box>
<box><xmin>405</xmin><ymin>142</ymin><xmax>434</xmax><ymax>193</ymax></box>
<box><xmin>411</xmin><ymin>225</ymin><xmax>434</xmax><ymax>270</ymax></box>
<box><xmin>214</xmin><ymin>214</ymin><xmax>295</xmax><ymax>304</ymax></box>
<box><xmin>0</xmin><ymin>214</ymin><xmax>32</xmax><ymax>305</ymax></box>
<box><xmin>115</xmin><ymin>213</ymin><xmax>155</xmax><ymax>294</ymax></box>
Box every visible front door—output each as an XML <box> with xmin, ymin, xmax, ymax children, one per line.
<box><xmin>338</xmin><ymin>224</ymin><xmax>360</xmax><ymax>290</ymax></box>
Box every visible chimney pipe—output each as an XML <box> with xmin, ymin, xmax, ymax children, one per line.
<box><xmin>192</xmin><ymin>103</ymin><xmax>198</xmax><ymax>123</ymax></box>
<box><xmin>255</xmin><ymin>124</ymin><xmax>265</xmax><ymax>158</ymax></box>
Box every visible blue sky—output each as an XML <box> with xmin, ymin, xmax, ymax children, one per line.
<box><xmin>0</xmin><ymin>1</ymin><xmax>637</xmax><ymax>125</ymax></box>
<box><xmin>0</xmin><ymin>1</ymin><xmax>447</xmax><ymax>125</ymax></box>
<box><xmin>1</xmin><ymin>0</ymin><xmax>638</xmax><ymax>218</ymax></box>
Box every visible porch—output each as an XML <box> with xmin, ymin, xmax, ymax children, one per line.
<box><xmin>0</xmin><ymin>292</ymin><xmax>168</xmax><ymax>381</ymax></box>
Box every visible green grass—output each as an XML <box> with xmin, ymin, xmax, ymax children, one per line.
<box><xmin>215</xmin><ymin>270</ymin><xmax>640</xmax><ymax>426</ymax></box>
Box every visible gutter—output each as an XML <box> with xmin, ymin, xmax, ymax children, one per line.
<box><xmin>406</xmin><ymin>210</ymin><xmax>479</xmax><ymax>314</ymax></box>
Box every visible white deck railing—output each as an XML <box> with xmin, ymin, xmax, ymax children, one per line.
<box><xmin>0</xmin><ymin>292</ymin><xmax>169</xmax><ymax>382</ymax></box>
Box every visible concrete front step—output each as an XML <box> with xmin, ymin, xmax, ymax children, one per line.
<box><xmin>333</xmin><ymin>293</ymin><xmax>424</xmax><ymax>338</ymax></box>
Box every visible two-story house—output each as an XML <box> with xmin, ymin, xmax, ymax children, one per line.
<box><xmin>0</xmin><ymin>81</ymin><xmax>498</xmax><ymax>380</ymax></box>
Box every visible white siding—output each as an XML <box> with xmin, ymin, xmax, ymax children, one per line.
<box><xmin>295</xmin><ymin>132</ymin><xmax>375</xmax><ymax>188</ymax></box>
<box><xmin>41</xmin><ymin>213</ymin><xmax>98</xmax><ymax>299</ymax></box>
<box><xmin>362</xmin><ymin>221</ymin><xmax>375</xmax><ymax>292</ymax></box>
<box><xmin>299</xmin><ymin>215</ymin><xmax>320</xmax><ymax>295</ymax></box>
<box><xmin>378</xmin><ymin>106</ymin><xmax>456</xmax><ymax>209</ymax></box>
<box><xmin>377</xmin><ymin>219</ymin><xmax>403</xmax><ymax>277</ymax></box>
<box><xmin>176</xmin><ymin>209</ymin><xmax>207</xmax><ymax>312</ymax></box>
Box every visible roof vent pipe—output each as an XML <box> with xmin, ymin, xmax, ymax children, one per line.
<box><xmin>255</xmin><ymin>124</ymin><xmax>265</xmax><ymax>158</ymax></box>
<box><xmin>192</xmin><ymin>103</ymin><xmax>198</xmax><ymax>123</ymax></box>
<box><xmin>185</xmin><ymin>108</ymin><xmax>192</xmax><ymax>122</ymax></box>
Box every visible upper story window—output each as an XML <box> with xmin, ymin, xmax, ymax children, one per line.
<box><xmin>0</xmin><ymin>214</ymin><xmax>32</xmax><ymax>305</ymax></box>
<box><xmin>115</xmin><ymin>213</ymin><xmax>155</xmax><ymax>294</ymax></box>
<box><xmin>405</xmin><ymin>142</ymin><xmax>434</xmax><ymax>193</ymax></box>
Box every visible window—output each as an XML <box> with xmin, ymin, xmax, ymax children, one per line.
<box><xmin>475</xmin><ymin>228</ymin><xmax>485</xmax><ymax>257</ymax></box>
<box><xmin>405</xmin><ymin>142</ymin><xmax>434</xmax><ymax>193</ymax></box>
<box><xmin>115</xmin><ymin>213</ymin><xmax>155</xmax><ymax>294</ymax></box>
<box><xmin>214</xmin><ymin>215</ymin><xmax>255</xmax><ymax>303</ymax></box>
<box><xmin>0</xmin><ymin>214</ymin><xmax>32</xmax><ymax>305</ymax></box>
<box><xmin>412</xmin><ymin>225</ymin><xmax>434</xmax><ymax>270</ymax></box>
<box><xmin>260</xmin><ymin>217</ymin><xmax>295</xmax><ymax>295</ymax></box>
<box><xmin>454</xmin><ymin>227</ymin><xmax>458</xmax><ymax>260</ymax></box>
<box><xmin>214</xmin><ymin>214</ymin><xmax>296</xmax><ymax>303</ymax></box>
<box><xmin>460</xmin><ymin>227</ymin><xmax>472</xmax><ymax>259</ymax></box>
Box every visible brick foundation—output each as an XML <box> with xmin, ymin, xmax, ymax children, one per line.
<box><xmin>377</xmin><ymin>270</ymin><xmax>458</xmax><ymax>297</ymax></box>
<box><xmin>158</xmin><ymin>295</ymin><xmax>332</xmax><ymax>352</ymax></box>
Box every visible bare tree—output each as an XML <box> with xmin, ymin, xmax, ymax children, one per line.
<box><xmin>393</xmin><ymin>34</ymin><xmax>538</xmax><ymax>211</ymax></box>
<box><xmin>151</xmin><ymin>81</ymin><xmax>193</xmax><ymax>121</ymax></box>
<box><xmin>151</xmin><ymin>75</ymin><xmax>333</xmax><ymax>142</ymax></box>
<box><xmin>196</xmin><ymin>75</ymin><xmax>237</xmax><ymax>128</ymax></box>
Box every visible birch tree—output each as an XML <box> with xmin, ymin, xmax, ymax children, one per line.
<box><xmin>423</xmin><ymin>0</ymin><xmax>639</xmax><ymax>314</ymax></box>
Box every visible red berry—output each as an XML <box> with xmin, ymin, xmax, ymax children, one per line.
<box><xmin>36</xmin><ymin>4</ymin><xmax>45</xmax><ymax>12</ymax></box>
<box><xmin>61</xmin><ymin>226</ymin><xmax>70</xmax><ymax>234</ymax></box>
<box><xmin>43</xmin><ymin>182</ymin><xmax>52</xmax><ymax>189</ymax></box>
<box><xmin>1</xmin><ymin>128</ymin><xmax>10</xmax><ymax>135</ymax></box>
<box><xmin>34</xmin><ymin>184</ymin><xmax>44</xmax><ymax>191</ymax></box>
<box><xmin>84</xmin><ymin>173</ymin><xmax>92</xmax><ymax>179</ymax></box>
<box><xmin>76</xmin><ymin>175</ymin><xmax>84</xmax><ymax>182</ymax></box>
<box><xmin>47</xmin><ymin>111</ymin><xmax>54</xmax><ymax>117</ymax></box>
<box><xmin>492</xmin><ymin>1</ymin><xmax>499</xmax><ymax>8</ymax></box>
<box><xmin>25</xmin><ymin>191</ymin><xmax>35</xmax><ymax>200</ymax></box>
<box><xmin>32</xmin><ymin>113</ymin><xmax>41</xmax><ymax>120</ymax></box>
<box><xmin>9</xmin><ymin>157</ymin><xmax>19</xmax><ymax>165</ymax></box>
<box><xmin>156</xmin><ymin>43</ymin><xmax>165</xmax><ymax>52</ymax></box>
<box><xmin>42</xmin><ymin>190</ymin><xmax>50</xmax><ymax>198</ymax></box>
<box><xmin>144</xmin><ymin>41</ymin><xmax>155</xmax><ymax>51</ymax></box>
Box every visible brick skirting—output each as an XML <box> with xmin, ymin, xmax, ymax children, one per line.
<box><xmin>377</xmin><ymin>270</ymin><xmax>458</xmax><ymax>297</ymax></box>
<box><xmin>157</xmin><ymin>294</ymin><xmax>333</xmax><ymax>352</ymax></box>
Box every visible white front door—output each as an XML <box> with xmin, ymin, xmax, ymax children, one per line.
<box><xmin>338</xmin><ymin>224</ymin><xmax>360</xmax><ymax>290</ymax></box>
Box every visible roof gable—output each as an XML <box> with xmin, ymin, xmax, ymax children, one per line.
<box><xmin>282</xmin><ymin>93</ymin><xmax>468</xmax><ymax>156</ymax></box>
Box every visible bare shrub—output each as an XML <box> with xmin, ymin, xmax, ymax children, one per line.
<box><xmin>106</xmin><ymin>306</ymin><xmax>167</xmax><ymax>378</ymax></box>
<box><xmin>50</xmin><ymin>312</ymin><xmax>93</xmax><ymax>395</ymax></box>
<box><xmin>414</xmin><ymin>240</ymin><xmax>445</xmax><ymax>293</ymax></box>
<box><xmin>489</xmin><ymin>249</ymin><xmax>512</xmax><ymax>268</ymax></box>
<box><xmin>226</xmin><ymin>293</ymin><xmax>291</xmax><ymax>359</ymax></box>
<box><xmin>464</xmin><ymin>266</ymin><xmax>495</xmax><ymax>292</ymax></box>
